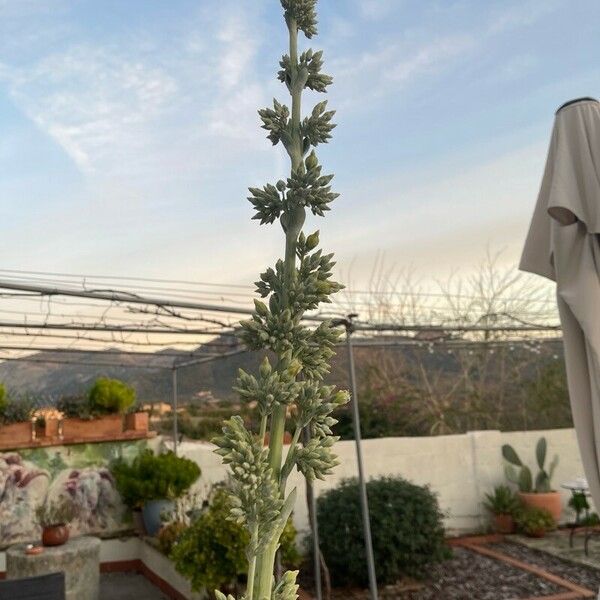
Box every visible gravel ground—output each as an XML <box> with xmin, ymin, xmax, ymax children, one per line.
<box><xmin>495</xmin><ymin>541</ymin><xmax>600</xmax><ymax>591</ymax></box>
<box><xmin>327</xmin><ymin>546</ymin><xmax>565</xmax><ymax>600</ymax></box>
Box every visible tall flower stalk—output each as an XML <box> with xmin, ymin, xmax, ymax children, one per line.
<box><xmin>214</xmin><ymin>1</ymin><xmax>348</xmax><ymax>599</ymax></box>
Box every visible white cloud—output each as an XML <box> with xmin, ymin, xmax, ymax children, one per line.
<box><xmin>0</xmin><ymin>2</ymin><xmax>269</xmax><ymax>177</ymax></box>
<box><xmin>488</xmin><ymin>0</ymin><xmax>563</xmax><ymax>34</ymax></box>
<box><xmin>216</xmin><ymin>13</ymin><xmax>259</xmax><ymax>90</ymax></box>
<box><xmin>331</xmin><ymin>0</ymin><xmax>563</xmax><ymax>113</ymax></box>
<box><xmin>1</xmin><ymin>46</ymin><xmax>178</xmax><ymax>172</ymax></box>
<box><xmin>386</xmin><ymin>35</ymin><xmax>474</xmax><ymax>83</ymax></box>
<box><xmin>330</xmin><ymin>33</ymin><xmax>475</xmax><ymax>110</ymax></box>
<box><xmin>358</xmin><ymin>0</ymin><xmax>397</xmax><ymax>21</ymax></box>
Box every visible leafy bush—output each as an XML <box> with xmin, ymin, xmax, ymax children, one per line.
<box><xmin>157</xmin><ymin>521</ymin><xmax>188</xmax><ymax>555</ymax></box>
<box><xmin>89</xmin><ymin>377</ymin><xmax>136</xmax><ymax>415</ymax></box>
<box><xmin>36</xmin><ymin>497</ymin><xmax>79</xmax><ymax>527</ymax></box>
<box><xmin>170</xmin><ymin>486</ymin><xmax>300</xmax><ymax>594</ymax></box>
<box><xmin>514</xmin><ymin>506</ymin><xmax>555</xmax><ymax>536</ymax></box>
<box><xmin>483</xmin><ymin>485</ymin><xmax>520</xmax><ymax>515</ymax></box>
<box><xmin>317</xmin><ymin>476</ymin><xmax>449</xmax><ymax>586</ymax></box>
<box><xmin>0</xmin><ymin>396</ymin><xmax>34</xmax><ymax>425</ymax></box>
<box><xmin>56</xmin><ymin>395</ymin><xmax>92</xmax><ymax>419</ymax></box>
<box><xmin>111</xmin><ymin>450</ymin><xmax>200</xmax><ymax>507</ymax></box>
<box><xmin>0</xmin><ymin>383</ymin><xmax>6</xmax><ymax>415</ymax></box>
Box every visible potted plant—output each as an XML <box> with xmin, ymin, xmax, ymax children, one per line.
<box><xmin>111</xmin><ymin>450</ymin><xmax>200</xmax><ymax>536</ymax></box>
<box><xmin>483</xmin><ymin>485</ymin><xmax>520</xmax><ymax>534</ymax></box>
<box><xmin>502</xmin><ymin>437</ymin><xmax>562</xmax><ymax>522</ymax></box>
<box><xmin>0</xmin><ymin>390</ymin><xmax>33</xmax><ymax>447</ymax></box>
<box><xmin>514</xmin><ymin>505</ymin><xmax>555</xmax><ymax>538</ymax></box>
<box><xmin>33</xmin><ymin>408</ymin><xmax>61</xmax><ymax>440</ymax></box>
<box><xmin>59</xmin><ymin>378</ymin><xmax>135</xmax><ymax>440</ymax></box>
<box><xmin>36</xmin><ymin>498</ymin><xmax>79</xmax><ymax>546</ymax></box>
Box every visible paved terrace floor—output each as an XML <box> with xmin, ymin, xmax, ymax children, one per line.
<box><xmin>100</xmin><ymin>572</ymin><xmax>169</xmax><ymax>600</ymax></box>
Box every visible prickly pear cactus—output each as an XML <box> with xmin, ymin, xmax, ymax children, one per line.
<box><xmin>213</xmin><ymin>1</ymin><xmax>349</xmax><ymax>599</ymax></box>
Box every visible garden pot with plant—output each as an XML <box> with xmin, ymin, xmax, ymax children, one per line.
<box><xmin>111</xmin><ymin>449</ymin><xmax>200</xmax><ymax>536</ymax></box>
<box><xmin>483</xmin><ymin>484</ymin><xmax>520</xmax><ymax>534</ymax></box>
<box><xmin>502</xmin><ymin>437</ymin><xmax>562</xmax><ymax>522</ymax></box>
<box><xmin>58</xmin><ymin>378</ymin><xmax>137</xmax><ymax>440</ymax></box>
<box><xmin>515</xmin><ymin>505</ymin><xmax>555</xmax><ymax>538</ymax></box>
<box><xmin>33</xmin><ymin>409</ymin><xmax>61</xmax><ymax>440</ymax></box>
<box><xmin>0</xmin><ymin>389</ymin><xmax>33</xmax><ymax>447</ymax></box>
<box><xmin>36</xmin><ymin>498</ymin><xmax>79</xmax><ymax>547</ymax></box>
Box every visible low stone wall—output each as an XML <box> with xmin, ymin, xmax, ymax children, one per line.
<box><xmin>176</xmin><ymin>428</ymin><xmax>586</xmax><ymax>536</ymax></box>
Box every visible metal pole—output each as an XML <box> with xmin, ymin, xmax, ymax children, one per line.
<box><xmin>304</xmin><ymin>428</ymin><xmax>323</xmax><ymax>600</ymax></box>
<box><xmin>346</xmin><ymin>325</ymin><xmax>378</xmax><ymax>600</ymax></box>
<box><xmin>172</xmin><ymin>368</ymin><xmax>178</xmax><ymax>456</ymax></box>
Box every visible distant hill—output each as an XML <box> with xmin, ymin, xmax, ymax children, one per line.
<box><xmin>0</xmin><ymin>336</ymin><xmax>564</xmax><ymax>407</ymax></box>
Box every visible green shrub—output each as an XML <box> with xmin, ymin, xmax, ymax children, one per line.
<box><xmin>0</xmin><ymin>396</ymin><xmax>34</xmax><ymax>425</ymax></box>
<box><xmin>483</xmin><ymin>485</ymin><xmax>520</xmax><ymax>515</ymax></box>
<box><xmin>157</xmin><ymin>521</ymin><xmax>188</xmax><ymax>555</ymax></box>
<box><xmin>317</xmin><ymin>476</ymin><xmax>449</xmax><ymax>586</ymax></box>
<box><xmin>89</xmin><ymin>377</ymin><xmax>136</xmax><ymax>414</ymax></box>
<box><xmin>111</xmin><ymin>450</ymin><xmax>200</xmax><ymax>507</ymax></box>
<box><xmin>170</xmin><ymin>487</ymin><xmax>300</xmax><ymax>594</ymax></box>
<box><xmin>514</xmin><ymin>505</ymin><xmax>555</xmax><ymax>536</ymax></box>
<box><xmin>56</xmin><ymin>395</ymin><xmax>92</xmax><ymax>419</ymax></box>
<box><xmin>0</xmin><ymin>383</ymin><xmax>7</xmax><ymax>416</ymax></box>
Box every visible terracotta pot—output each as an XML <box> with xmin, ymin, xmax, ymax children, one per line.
<box><xmin>42</xmin><ymin>524</ymin><xmax>69</xmax><ymax>546</ymax></box>
<box><xmin>125</xmin><ymin>412</ymin><xmax>149</xmax><ymax>433</ymax></box>
<box><xmin>518</xmin><ymin>491</ymin><xmax>562</xmax><ymax>523</ymax></box>
<box><xmin>526</xmin><ymin>528</ymin><xmax>546</xmax><ymax>538</ymax></box>
<box><xmin>493</xmin><ymin>513</ymin><xmax>515</xmax><ymax>534</ymax></box>
<box><xmin>0</xmin><ymin>421</ymin><xmax>32</xmax><ymax>448</ymax></box>
<box><xmin>62</xmin><ymin>414</ymin><xmax>123</xmax><ymax>440</ymax></box>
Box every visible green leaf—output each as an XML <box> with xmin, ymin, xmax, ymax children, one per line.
<box><xmin>536</xmin><ymin>437</ymin><xmax>547</xmax><ymax>470</ymax></box>
<box><xmin>501</xmin><ymin>444</ymin><xmax>522</xmax><ymax>466</ymax></box>
<box><xmin>519</xmin><ymin>465</ymin><xmax>533</xmax><ymax>493</ymax></box>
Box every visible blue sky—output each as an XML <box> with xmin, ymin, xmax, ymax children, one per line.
<box><xmin>1</xmin><ymin>0</ymin><xmax>599</xmax><ymax>288</ymax></box>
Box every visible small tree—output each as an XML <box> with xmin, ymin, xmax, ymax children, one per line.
<box><xmin>213</xmin><ymin>1</ymin><xmax>348</xmax><ymax>599</ymax></box>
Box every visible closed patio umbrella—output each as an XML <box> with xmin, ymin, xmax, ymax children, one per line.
<box><xmin>520</xmin><ymin>97</ymin><xmax>600</xmax><ymax>508</ymax></box>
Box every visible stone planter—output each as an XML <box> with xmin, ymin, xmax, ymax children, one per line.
<box><xmin>0</xmin><ymin>421</ymin><xmax>32</xmax><ymax>447</ymax></box>
<box><xmin>61</xmin><ymin>414</ymin><xmax>123</xmax><ymax>440</ymax></box>
<box><xmin>42</xmin><ymin>524</ymin><xmax>70</xmax><ymax>547</ymax></box>
<box><xmin>518</xmin><ymin>491</ymin><xmax>562</xmax><ymax>522</ymax></box>
<box><xmin>493</xmin><ymin>513</ymin><xmax>515</xmax><ymax>534</ymax></box>
<box><xmin>125</xmin><ymin>412</ymin><xmax>149</xmax><ymax>433</ymax></box>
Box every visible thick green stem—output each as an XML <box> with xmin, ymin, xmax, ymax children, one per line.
<box><xmin>259</xmin><ymin>414</ymin><xmax>268</xmax><ymax>442</ymax></box>
<box><xmin>280</xmin><ymin>425</ymin><xmax>303</xmax><ymax>493</ymax></box>
<box><xmin>247</xmin><ymin>555</ymin><xmax>256</xmax><ymax>600</ymax></box>
<box><xmin>253</xmin><ymin>17</ymin><xmax>303</xmax><ymax>599</ymax></box>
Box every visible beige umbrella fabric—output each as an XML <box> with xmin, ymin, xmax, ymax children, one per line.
<box><xmin>520</xmin><ymin>98</ymin><xmax>600</xmax><ymax>508</ymax></box>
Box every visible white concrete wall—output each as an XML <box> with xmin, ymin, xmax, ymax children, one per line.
<box><xmin>175</xmin><ymin>427</ymin><xmax>586</xmax><ymax>536</ymax></box>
